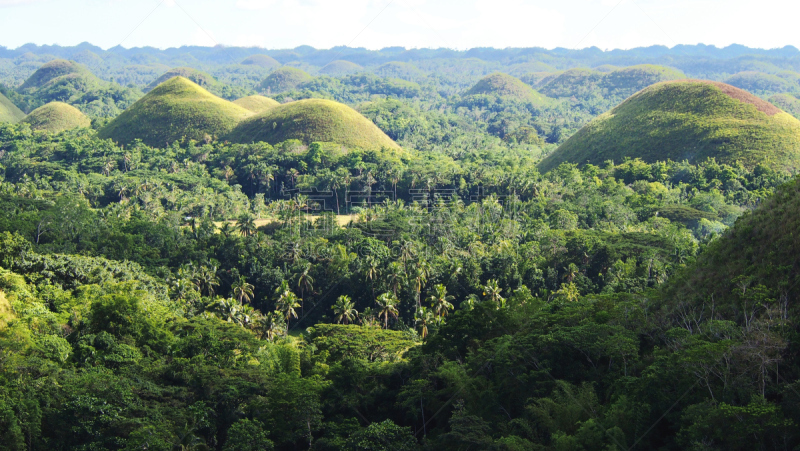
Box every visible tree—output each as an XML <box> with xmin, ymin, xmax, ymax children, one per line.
<box><xmin>275</xmin><ymin>280</ymin><xmax>302</xmax><ymax>327</ymax></box>
<box><xmin>232</xmin><ymin>275</ymin><xmax>255</xmax><ymax>303</ymax></box>
<box><xmin>376</xmin><ymin>292</ymin><xmax>399</xmax><ymax>329</ymax></box>
<box><xmin>427</xmin><ymin>284</ymin><xmax>454</xmax><ymax>320</ymax></box>
<box><xmin>237</xmin><ymin>213</ymin><xmax>257</xmax><ymax>237</ymax></box>
<box><xmin>223</xmin><ymin>419</ymin><xmax>274</xmax><ymax>451</ymax></box>
<box><xmin>332</xmin><ymin>295</ymin><xmax>358</xmax><ymax>325</ymax></box>
<box><xmin>415</xmin><ymin>306</ymin><xmax>434</xmax><ymax>338</ymax></box>
<box><xmin>193</xmin><ymin>266</ymin><xmax>220</xmax><ymax>297</ymax></box>
<box><xmin>483</xmin><ymin>279</ymin><xmax>505</xmax><ymax>308</ymax></box>
<box><xmin>295</xmin><ymin>263</ymin><xmax>314</xmax><ymax>314</ymax></box>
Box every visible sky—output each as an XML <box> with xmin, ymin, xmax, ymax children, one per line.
<box><xmin>0</xmin><ymin>0</ymin><xmax>798</xmax><ymax>51</ymax></box>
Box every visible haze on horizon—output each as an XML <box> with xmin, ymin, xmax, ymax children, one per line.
<box><xmin>0</xmin><ymin>0</ymin><xmax>798</xmax><ymax>52</ymax></box>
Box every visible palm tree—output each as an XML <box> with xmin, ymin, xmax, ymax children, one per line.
<box><xmin>427</xmin><ymin>284</ymin><xmax>455</xmax><ymax>319</ymax></box>
<box><xmin>193</xmin><ymin>266</ymin><xmax>219</xmax><ymax>297</ymax></box>
<box><xmin>237</xmin><ymin>213</ymin><xmax>257</xmax><ymax>237</ymax></box>
<box><xmin>483</xmin><ymin>279</ymin><xmax>505</xmax><ymax>308</ymax></box>
<box><xmin>275</xmin><ymin>281</ymin><xmax>302</xmax><ymax>328</ymax></box>
<box><xmin>232</xmin><ymin>275</ymin><xmax>254</xmax><ymax>303</ymax></box>
<box><xmin>413</xmin><ymin>260</ymin><xmax>430</xmax><ymax>309</ymax></box>
<box><xmin>375</xmin><ymin>292</ymin><xmax>399</xmax><ymax>329</ymax></box>
<box><xmin>386</xmin><ymin>262</ymin><xmax>405</xmax><ymax>297</ymax></box>
<box><xmin>414</xmin><ymin>306</ymin><xmax>435</xmax><ymax>338</ymax></box>
<box><xmin>363</xmin><ymin>256</ymin><xmax>379</xmax><ymax>300</ymax></box>
<box><xmin>258</xmin><ymin>311</ymin><xmax>286</xmax><ymax>341</ymax></box>
<box><xmin>295</xmin><ymin>263</ymin><xmax>314</xmax><ymax>308</ymax></box>
<box><xmin>332</xmin><ymin>295</ymin><xmax>358</xmax><ymax>325</ymax></box>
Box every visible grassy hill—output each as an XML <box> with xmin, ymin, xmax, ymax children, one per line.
<box><xmin>240</xmin><ymin>54</ymin><xmax>281</xmax><ymax>70</ymax></box>
<box><xmin>233</xmin><ymin>95</ymin><xmax>280</xmax><ymax>113</ymax></box>
<box><xmin>601</xmin><ymin>65</ymin><xmax>685</xmax><ymax>93</ymax></box>
<box><xmin>319</xmin><ymin>60</ymin><xmax>363</xmax><ymax>76</ymax></box>
<box><xmin>662</xmin><ymin>176</ymin><xmax>800</xmax><ymax>319</ymax></box>
<box><xmin>538</xmin><ymin>65</ymin><xmax>684</xmax><ymax>99</ymax></box>
<box><xmin>258</xmin><ymin>67</ymin><xmax>312</xmax><ymax>94</ymax></box>
<box><xmin>539</xmin><ymin>80</ymin><xmax>800</xmax><ymax>172</ymax></box>
<box><xmin>769</xmin><ymin>93</ymin><xmax>800</xmax><ymax>119</ymax></box>
<box><xmin>725</xmin><ymin>71</ymin><xmax>799</xmax><ymax>96</ymax></box>
<box><xmin>98</xmin><ymin>77</ymin><xmax>251</xmax><ymax>147</ymax></box>
<box><xmin>227</xmin><ymin>98</ymin><xmax>401</xmax><ymax>151</ymax></box>
<box><xmin>19</xmin><ymin>59</ymin><xmax>92</xmax><ymax>90</ymax></box>
<box><xmin>22</xmin><ymin>102</ymin><xmax>91</xmax><ymax>132</ymax></box>
<box><xmin>539</xmin><ymin>68</ymin><xmax>605</xmax><ymax>98</ymax></box>
<box><xmin>144</xmin><ymin>67</ymin><xmax>221</xmax><ymax>93</ymax></box>
<box><xmin>0</xmin><ymin>91</ymin><xmax>25</xmax><ymax>123</ymax></box>
<box><xmin>464</xmin><ymin>72</ymin><xmax>550</xmax><ymax>105</ymax></box>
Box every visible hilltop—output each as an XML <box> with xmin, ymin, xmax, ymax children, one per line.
<box><xmin>539</xmin><ymin>80</ymin><xmax>800</xmax><ymax>172</ymax></box>
<box><xmin>19</xmin><ymin>59</ymin><xmax>92</xmax><ymax>90</ymax></box>
<box><xmin>539</xmin><ymin>64</ymin><xmax>685</xmax><ymax>99</ymax></box>
<box><xmin>98</xmin><ymin>77</ymin><xmax>251</xmax><ymax>147</ymax></box>
<box><xmin>227</xmin><ymin>98</ymin><xmax>401</xmax><ymax>151</ymax></box>
<box><xmin>233</xmin><ymin>95</ymin><xmax>280</xmax><ymax>113</ymax></box>
<box><xmin>464</xmin><ymin>72</ymin><xmax>550</xmax><ymax>105</ymax></box>
<box><xmin>144</xmin><ymin>67</ymin><xmax>220</xmax><ymax>93</ymax></box>
<box><xmin>258</xmin><ymin>67</ymin><xmax>312</xmax><ymax>94</ymax></box>
<box><xmin>22</xmin><ymin>102</ymin><xmax>91</xmax><ymax>132</ymax></box>
<box><xmin>240</xmin><ymin>54</ymin><xmax>281</xmax><ymax>70</ymax></box>
<box><xmin>0</xmin><ymin>91</ymin><xmax>25</xmax><ymax>123</ymax></box>
<box><xmin>319</xmin><ymin>60</ymin><xmax>363</xmax><ymax>76</ymax></box>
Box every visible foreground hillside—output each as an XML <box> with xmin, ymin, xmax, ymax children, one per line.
<box><xmin>0</xmin><ymin>91</ymin><xmax>24</xmax><ymax>123</ymax></box>
<box><xmin>540</xmin><ymin>80</ymin><xmax>800</xmax><ymax>172</ymax></box>
<box><xmin>98</xmin><ymin>76</ymin><xmax>251</xmax><ymax>146</ymax></box>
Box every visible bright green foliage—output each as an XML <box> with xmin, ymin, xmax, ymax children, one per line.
<box><xmin>227</xmin><ymin>98</ymin><xmax>402</xmax><ymax>151</ymax></box>
<box><xmin>319</xmin><ymin>60</ymin><xmax>363</xmax><ymax>76</ymax></box>
<box><xmin>465</xmin><ymin>72</ymin><xmax>550</xmax><ymax>106</ymax></box>
<box><xmin>98</xmin><ymin>76</ymin><xmax>251</xmax><ymax>146</ymax></box>
<box><xmin>346</xmin><ymin>420</ymin><xmax>417</xmax><ymax>450</ymax></box>
<box><xmin>232</xmin><ymin>94</ymin><xmax>280</xmax><ymax>112</ymax></box>
<box><xmin>307</xmin><ymin>324</ymin><xmax>416</xmax><ymax>362</ymax></box>
<box><xmin>540</xmin><ymin>80</ymin><xmax>800</xmax><ymax>172</ymax></box>
<box><xmin>0</xmin><ymin>91</ymin><xmax>25</xmax><ymax>123</ymax></box>
<box><xmin>240</xmin><ymin>54</ymin><xmax>281</xmax><ymax>69</ymax></box>
<box><xmin>258</xmin><ymin>67</ymin><xmax>312</xmax><ymax>94</ymax></box>
<box><xmin>22</xmin><ymin>101</ymin><xmax>91</xmax><ymax>132</ymax></box>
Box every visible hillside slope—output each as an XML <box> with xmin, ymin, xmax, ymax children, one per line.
<box><xmin>98</xmin><ymin>77</ymin><xmax>251</xmax><ymax>147</ymax></box>
<box><xmin>227</xmin><ymin>98</ymin><xmax>401</xmax><ymax>151</ymax></box>
<box><xmin>258</xmin><ymin>67</ymin><xmax>312</xmax><ymax>94</ymax></box>
<box><xmin>539</xmin><ymin>80</ymin><xmax>800</xmax><ymax>172</ymax></box>
<box><xmin>22</xmin><ymin>102</ymin><xmax>91</xmax><ymax>132</ymax></box>
<box><xmin>465</xmin><ymin>72</ymin><xmax>550</xmax><ymax>105</ymax></box>
<box><xmin>0</xmin><ymin>92</ymin><xmax>25</xmax><ymax>123</ymax></box>
<box><xmin>233</xmin><ymin>95</ymin><xmax>280</xmax><ymax>113</ymax></box>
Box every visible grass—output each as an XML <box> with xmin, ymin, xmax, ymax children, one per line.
<box><xmin>98</xmin><ymin>77</ymin><xmax>251</xmax><ymax>147</ymax></box>
<box><xmin>539</xmin><ymin>80</ymin><xmax>800</xmax><ymax>172</ymax></box>
<box><xmin>240</xmin><ymin>54</ymin><xmax>281</xmax><ymax>70</ymax></box>
<box><xmin>0</xmin><ymin>291</ymin><xmax>13</xmax><ymax>330</ymax></box>
<box><xmin>465</xmin><ymin>72</ymin><xmax>550</xmax><ymax>105</ymax></box>
<box><xmin>769</xmin><ymin>93</ymin><xmax>800</xmax><ymax>119</ymax></box>
<box><xmin>258</xmin><ymin>67</ymin><xmax>312</xmax><ymax>94</ymax></box>
<box><xmin>0</xmin><ymin>91</ymin><xmax>25</xmax><ymax>123</ymax></box>
<box><xmin>725</xmin><ymin>71</ymin><xmax>799</xmax><ymax>95</ymax></box>
<box><xmin>22</xmin><ymin>102</ymin><xmax>91</xmax><ymax>132</ymax></box>
<box><xmin>233</xmin><ymin>95</ymin><xmax>280</xmax><ymax>113</ymax></box>
<box><xmin>319</xmin><ymin>60</ymin><xmax>363</xmax><ymax>76</ymax></box>
<box><xmin>144</xmin><ymin>67</ymin><xmax>221</xmax><ymax>93</ymax></box>
<box><xmin>227</xmin><ymin>98</ymin><xmax>402</xmax><ymax>151</ymax></box>
<box><xmin>602</xmin><ymin>64</ymin><xmax>685</xmax><ymax>92</ymax></box>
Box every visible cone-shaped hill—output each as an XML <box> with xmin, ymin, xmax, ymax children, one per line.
<box><xmin>98</xmin><ymin>77</ymin><xmax>251</xmax><ymax>147</ymax></box>
<box><xmin>241</xmin><ymin>54</ymin><xmax>281</xmax><ymax>70</ymax></box>
<box><xmin>464</xmin><ymin>72</ymin><xmax>550</xmax><ymax>105</ymax></box>
<box><xmin>144</xmin><ymin>67</ymin><xmax>220</xmax><ymax>93</ymax></box>
<box><xmin>538</xmin><ymin>65</ymin><xmax>684</xmax><ymax>99</ymax></box>
<box><xmin>227</xmin><ymin>98</ymin><xmax>401</xmax><ymax>151</ymax></box>
<box><xmin>22</xmin><ymin>102</ymin><xmax>91</xmax><ymax>132</ymax></box>
<box><xmin>233</xmin><ymin>95</ymin><xmax>280</xmax><ymax>113</ymax></box>
<box><xmin>319</xmin><ymin>60</ymin><xmax>363</xmax><ymax>76</ymax></box>
<box><xmin>770</xmin><ymin>93</ymin><xmax>800</xmax><ymax>119</ymax></box>
<box><xmin>19</xmin><ymin>59</ymin><xmax>94</xmax><ymax>90</ymax></box>
<box><xmin>0</xmin><ymin>92</ymin><xmax>25</xmax><ymax>123</ymax></box>
<box><xmin>539</xmin><ymin>80</ymin><xmax>800</xmax><ymax>173</ymax></box>
<box><xmin>661</xmin><ymin>176</ymin><xmax>800</xmax><ymax>318</ymax></box>
<box><xmin>258</xmin><ymin>67</ymin><xmax>312</xmax><ymax>94</ymax></box>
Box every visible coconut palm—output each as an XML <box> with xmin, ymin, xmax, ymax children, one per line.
<box><xmin>483</xmin><ymin>279</ymin><xmax>505</xmax><ymax>308</ymax></box>
<box><xmin>375</xmin><ymin>292</ymin><xmax>399</xmax><ymax>329</ymax></box>
<box><xmin>237</xmin><ymin>213</ymin><xmax>257</xmax><ymax>237</ymax></box>
<box><xmin>275</xmin><ymin>280</ymin><xmax>302</xmax><ymax>325</ymax></box>
<box><xmin>295</xmin><ymin>263</ymin><xmax>314</xmax><ymax>311</ymax></box>
<box><xmin>332</xmin><ymin>295</ymin><xmax>358</xmax><ymax>325</ymax></box>
<box><xmin>427</xmin><ymin>284</ymin><xmax>455</xmax><ymax>319</ymax></box>
<box><xmin>193</xmin><ymin>265</ymin><xmax>219</xmax><ymax>297</ymax></box>
<box><xmin>232</xmin><ymin>275</ymin><xmax>255</xmax><ymax>303</ymax></box>
<box><xmin>415</xmin><ymin>306</ymin><xmax>435</xmax><ymax>338</ymax></box>
<box><xmin>386</xmin><ymin>261</ymin><xmax>405</xmax><ymax>297</ymax></box>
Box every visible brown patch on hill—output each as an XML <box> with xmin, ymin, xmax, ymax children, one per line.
<box><xmin>662</xmin><ymin>79</ymin><xmax>781</xmax><ymax>116</ymax></box>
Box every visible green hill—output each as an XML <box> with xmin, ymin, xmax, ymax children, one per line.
<box><xmin>22</xmin><ymin>102</ymin><xmax>91</xmax><ymax>132</ymax></box>
<box><xmin>662</xmin><ymin>176</ymin><xmax>800</xmax><ymax>318</ymax></box>
<box><xmin>0</xmin><ymin>91</ymin><xmax>25</xmax><ymax>123</ymax></box>
<box><xmin>19</xmin><ymin>59</ymin><xmax>92</xmax><ymax>90</ymax></box>
<box><xmin>240</xmin><ymin>54</ymin><xmax>281</xmax><ymax>70</ymax></box>
<box><xmin>227</xmin><ymin>98</ymin><xmax>401</xmax><ymax>151</ymax></box>
<box><xmin>257</xmin><ymin>67</ymin><xmax>312</xmax><ymax>94</ymax></box>
<box><xmin>233</xmin><ymin>95</ymin><xmax>280</xmax><ymax>113</ymax></box>
<box><xmin>769</xmin><ymin>93</ymin><xmax>800</xmax><ymax>119</ymax></box>
<box><xmin>601</xmin><ymin>65</ymin><xmax>685</xmax><ymax>93</ymax></box>
<box><xmin>374</xmin><ymin>62</ymin><xmax>424</xmax><ymax>81</ymax></box>
<box><xmin>539</xmin><ymin>68</ymin><xmax>604</xmax><ymax>98</ymax></box>
<box><xmin>725</xmin><ymin>71</ymin><xmax>799</xmax><ymax>95</ymax></box>
<box><xmin>539</xmin><ymin>80</ymin><xmax>800</xmax><ymax>172</ymax></box>
<box><xmin>464</xmin><ymin>72</ymin><xmax>550</xmax><ymax>105</ymax></box>
<box><xmin>319</xmin><ymin>60</ymin><xmax>363</xmax><ymax>76</ymax></box>
<box><xmin>98</xmin><ymin>77</ymin><xmax>251</xmax><ymax>147</ymax></box>
<box><xmin>144</xmin><ymin>67</ymin><xmax>221</xmax><ymax>93</ymax></box>
<box><xmin>539</xmin><ymin>65</ymin><xmax>684</xmax><ymax>99</ymax></box>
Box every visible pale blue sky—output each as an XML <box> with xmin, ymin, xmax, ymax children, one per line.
<box><xmin>0</xmin><ymin>0</ymin><xmax>797</xmax><ymax>51</ymax></box>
